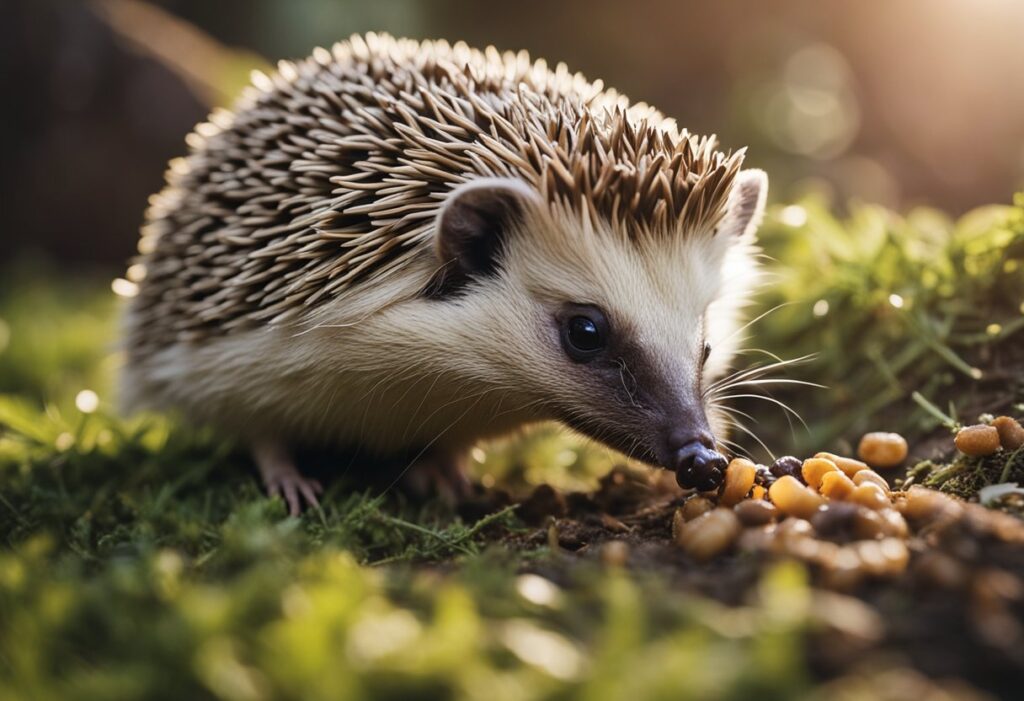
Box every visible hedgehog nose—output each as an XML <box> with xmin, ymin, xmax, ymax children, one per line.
<box><xmin>672</xmin><ymin>435</ymin><xmax>727</xmax><ymax>492</ymax></box>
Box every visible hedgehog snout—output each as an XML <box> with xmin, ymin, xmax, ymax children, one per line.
<box><xmin>667</xmin><ymin>426</ymin><xmax>728</xmax><ymax>492</ymax></box>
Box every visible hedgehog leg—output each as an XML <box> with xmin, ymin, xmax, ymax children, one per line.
<box><xmin>402</xmin><ymin>448</ymin><xmax>473</xmax><ymax>504</ymax></box>
<box><xmin>252</xmin><ymin>440</ymin><xmax>323</xmax><ymax>516</ymax></box>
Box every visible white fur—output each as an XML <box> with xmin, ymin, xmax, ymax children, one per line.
<box><xmin>121</xmin><ymin>172</ymin><xmax>765</xmax><ymax>463</ymax></box>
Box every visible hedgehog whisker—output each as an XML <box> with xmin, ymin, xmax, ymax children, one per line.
<box><xmin>400</xmin><ymin>384</ymin><xmax>497</xmax><ymax>443</ymax></box>
<box><xmin>705</xmin><ymin>353</ymin><xmax>816</xmax><ymax>394</ymax></box>
<box><xmin>713</xmin><ymin>377</ymin><xmax>826</xmax><ymax>393</ymax></box>
<box><xmin>615</xmin><ymin>358</ymin><xmax>642</xmax><ymax>408</ymax></box>
<box><xmin>712</xmin><ymin>402</ymin><xmax>758</xmax><ymax>425</ymax></box>
<box><xmin>400</xmin><ymin>372</ymin><xmax>447</xmax><ymax>440</ymax></box>
<box><xmin>383</xmin><ymin>389</ymin><xmax>493</xmax><ymax>496</ymax></box>
<box><xmin>711</xmin><ymin>301</ymin><xmax>796</xmax><ymax>351</ymax></box>
<box><xmin>712</xmin><ymin>392</ymin><xmax>808</xmax><ymax>434</ymax></box>
<box><xmin>710</xmin><ymin>406</ymin><xmax>774</xmax><ymax>461</ymax></box>
<box><xmin>715</xmin><ymin>436</ymin><xmax>752</xmax><ymax>461</ymax></box>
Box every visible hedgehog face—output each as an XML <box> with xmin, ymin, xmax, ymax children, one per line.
<box><xmin>433</xmin><ymin>172</ymin><xmax>766</xmax><ymax>479</ymax></box>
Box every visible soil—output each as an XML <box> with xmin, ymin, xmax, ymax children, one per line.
<box><xmin>455</xmin><ymin>463</ymin><xmax>1024</xmax><ymax>697</ymax></box>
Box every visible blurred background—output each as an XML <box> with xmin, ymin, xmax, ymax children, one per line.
<box><xmin>0</xmin><ymin>0</ymin><xmax>1022</xmax><ymax>467</ymax></box>
<box><xmin>3</xmin><ymin>0</ymin><xmax>1024</xmax><ymax>268</ymax></box>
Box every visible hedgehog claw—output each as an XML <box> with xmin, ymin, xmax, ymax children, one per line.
<box><xmin>253</xmin><ymin>441</ymin><xmax>323</xmax><ymax>516</ymax></box>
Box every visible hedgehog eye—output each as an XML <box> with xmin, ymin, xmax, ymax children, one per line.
<box><xmin>702</xmin><ymin>342</ymin><xmax>712</xmax><ymax>366</ymax></box>
<box><xmin>560</xmin><ymin>306</ymin><xmax>609</xmax><ymax>362</ymax></box>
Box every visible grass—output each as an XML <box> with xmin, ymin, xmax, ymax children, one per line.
<box><xmin>744</xmin><ymin>192</ymin><xmax>1024</xmax><ymax>457</ymax></box>
<box><xmin>0</xmin><ymin>384</ymin><xmax>816</xmax><ymax>700</ymax></box>
<box><xmin>2</xmin><ymin>193</ymin><xmax>1023</xmax><ymax>699</ymax></box>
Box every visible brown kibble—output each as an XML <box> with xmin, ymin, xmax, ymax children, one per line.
<box><xmin>682</xmin><ymin>495</ymin><xmax>714</xmax><ymax>521</ymax></box>
<box><xmin>769</xmin><ymin>475</ymin><xmax>826</xmax><ymax>519</ymax></box>
<box><xmin>776</xmin><ymin>517</ymin><xmax>815</xmax><ymax>540</ymax></box>
<box><xmin>801</xmin><ymin>457</ymin><xmax>839</xmax><ymax>490</ymax></box>
<box><xmin>815</xmin><ymin>451</ymin><xmax>870</xmax><ymax>478</ymax></box>
<box><xmin>899</xmin><ymin>486</ymin><xmax>962</xmax><ymax>524</ymax></box>
<box><xmin>857</xmin><ymin>432</ymin><xmax>908</xmax><ymax>469</ymax></box>
<box><xmin>954</xmin><ymin>423</ymin><xmax>1001</xmax><ymax>456</ymax></box>
<box><xmin>992</xmin><ymin>416</ymin><xmax>1024</xmax><ymax>451</ymax></box>
<box><xmin>857</xmin><ymin>538</ymin><xmax>908</xmax><ymax>576</ymax></box>
<box><xmin>855</xmin><ymin>540</ymin><xmax>888</xmax><ymax>576</ymax></box>
<box><xmin>853</xmin><ymin>469</ymin><xmax>890</xmax><ymax>493</ymax></box>
<box><xmin>819</xmin><ymin>471</ymin><xmax>856</xmax><ymax>501</ymax></box>
<box><xmin>734</xmin><ymin>499</ymin><xmax>778</xmax><ymax>526</ymax></box>
<box><xmin>821</xmin><ymin>547</ymin><xmax>864</xmax><ymax>590</ymax></box>
<box><xmin>720</xmin><ymin>458</ymin><xmax>757</xmax><ymax>506</ymax></box>
<box><xmin>915</xmin><ymin>551</ymin><xmax>968</xmax><ymax>589</ymax></box>
<box><xmin>784</xmin><ymin>534</ymin><xmax>838</xmax><ymax>565</ymax></box>
<box><xmin>877</xmin><ymin>508</ymin><xmax>909</xmax><ymax>538</ymax></box>
<box><xmin>851</xmin><ymin>482</ymin><xmax>890</xmax><ymax>511</ymax></box>
<box><xmin>737</xmin><ymin>524</ymin><xmax>776</xmax><ymax>552</ymax></box>
<box><xmin>811</xmin><ymin>502</ymin><xmax>889</xmax><ymax>542</ymax></box>
<box><xmin>811</xmin><ymin>502</ymin><xmax>860</xmax><ymax>540</ymax></box>
<box><xmin>851</xmin><ymin>507</ymin><xmax>887</xmax><ymax>540</ymax></box>
<box><xmin>878</xmin><ymin>538</ymin><xmax>910</xmax><ymax>574</ymax></box>
<box><xmin>675</xmin><ymin>507</ymin><xmax>742</xmax><ymax>561</ymax></box>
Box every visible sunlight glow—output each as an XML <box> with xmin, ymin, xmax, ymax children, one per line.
<box><xmin>779</xmin><ymin>205</ymin><xmax>808</xmax><ymax>227</ymax></box>
<box><xmin>516</xmin><ymin>574</ymin><xmax>562</xmax><ymax>607</ymax></box>
<box><xmin>111</xmin><ymin>278</ymin><xmax>139</xmax><ymax>298</ymax></box>
<box><xmin>75</xmin><ymin>389</ymin><xmax>99</xmax><ymax>413</ymax></box>
<box><xmin>501</xmin><ymin>620</ymin><xmax>584</xmax><ymax>680</ymax></box>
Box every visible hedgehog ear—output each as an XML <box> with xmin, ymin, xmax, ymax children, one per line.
<box><xmin>431</xmin><ymin>178</ymin><xmax>539</xmax><ymax>294</ymax></box>
<box><xmin>718</xmin><ymin>169</ymin><xmax>768</xmax><ymax>241</ymax></box>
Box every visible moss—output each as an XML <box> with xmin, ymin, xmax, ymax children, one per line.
<box><xmin>905</xmin><ymin>444</ymin><xmax>1024</xmax><ymax>510</ymax></box>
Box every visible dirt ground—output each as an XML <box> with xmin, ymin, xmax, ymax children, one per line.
<box><xmin>452</xmin><ymin>458</ymin><xmax>1024</xmax><ymax>697</ymax></box>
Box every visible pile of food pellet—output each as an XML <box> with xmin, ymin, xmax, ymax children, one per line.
<box><xmin>672</xmin><ymin>419</ymin><xmax>1024</xmax><ymax>590</ymax></box>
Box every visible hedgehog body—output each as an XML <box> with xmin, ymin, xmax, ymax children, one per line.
<box><xmin>121</xmin><ymin>33</ymin><xmax>767</xmax><ymax>511</ymax></box>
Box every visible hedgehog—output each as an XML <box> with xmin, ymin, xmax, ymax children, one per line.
<box><xmin>120</xmin><ymin>33</ymin><xmax>767</xmax><ymax>515</ymax></box>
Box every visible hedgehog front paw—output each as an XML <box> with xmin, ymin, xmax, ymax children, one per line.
<box><xmin>252</xmin><ymin>441</ymin><xmax>323</xmax><ymax>516</ymax></box>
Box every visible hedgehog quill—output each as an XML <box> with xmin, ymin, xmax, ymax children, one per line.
<box><xmin>120</xmin><ymin>33</ymin><xmax>767</xmax><ymax>514</ymax></box>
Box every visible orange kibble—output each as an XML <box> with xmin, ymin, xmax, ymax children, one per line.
<box><xmin>819</xmin><ymin>470</ymin><xmax>856</xmax><ymax>501</ymax></box>
<box><xmin>769</xmin><ymin>475</ymin><xmax>825</xmax><ymax>519</ymax></box>
<box><xmin>851</xmin><ymin>482</ymin><xmax>890</xmax><ymax>511</ymax></box>
<box><xmin>720</xmin><ymin>458</ymin><xmax>757</xmax><ymax>506</ymax></box>
<box><xmin>801</xmin><ymin>457</ymin><xmax>839</xmax><ymax>490</ymax></box>
<box><xmin>814</xmin><ymin>451</ymin><xmax>869</xmax><ymax>478</ymax></box>
<box><xmin>857</xmin><ymin>432</ymin><xmax>909</xmax><ymax>469</ymax></box>
<box><xmin>751</xmin><ymin>485</ymin><xmax>767</xmax><ymax>500</ymax></box>
<box><xmin>954</xmin><ymin>424</ymin><xmax>1001</xmax><ymax>456</ymax></box>
<box><xmin>853</xmin><ymin>469</ymin><xmax>890</xmax><ymax>493</ymax></box>
<box><xmin>992</xmin><ymin>416</ymin><xmax>1024</xmax><ymax>450</ymax></box>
